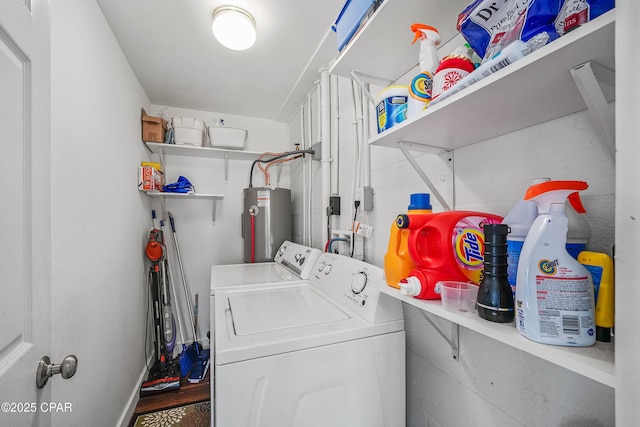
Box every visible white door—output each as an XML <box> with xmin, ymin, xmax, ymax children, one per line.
<box><xmin>0</xmin><ymin>0</ymin><xmax>53</xmax><ymax>426</ymax></box>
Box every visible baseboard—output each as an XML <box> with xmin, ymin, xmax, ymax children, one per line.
<box><xmin>115</xmin><ymin>355</ymin><xmax>153</xmax><ymax>427</ymax></box>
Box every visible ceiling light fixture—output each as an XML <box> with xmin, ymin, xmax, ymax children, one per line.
<box><xmin>212</xmin><ymin>6</ymin><xmax>256</xmax><ymax>51</ymax></box>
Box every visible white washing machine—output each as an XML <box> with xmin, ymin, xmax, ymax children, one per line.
<box><xmin>210</xmin><ymin>240</ymin><xmax>321</xmax><ymax>295</ymax></box>
<box><xmin>213</xmin><ymin>253</ymin><xmax>405</xmax><ymax>427</ymax></box>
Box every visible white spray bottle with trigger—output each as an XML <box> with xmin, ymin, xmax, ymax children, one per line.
<box><xmin>515</xmin><ymin>180</ymin><xmax>596</xmax><ymax>347</ymax></box>
<box><xmin>407</xmin><ymin>24</ymin><xmax>440</xmax><ymax>119</ymax></box>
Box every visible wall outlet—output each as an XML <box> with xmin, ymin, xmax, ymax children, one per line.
<box><xmin>329</xmin><ymin>195</ymin><xmax>341</xmax><ymax>215</ymax></box>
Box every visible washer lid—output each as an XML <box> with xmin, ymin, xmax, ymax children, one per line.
<box><xmin>228</xmin><ymin>287</ymin><xmax>349</xmax><ymax>335</ymax></box>
<box><xmin>210</xmin><ymin>262</ymin><xmax>299</xmax><ymax>292</ymax></box>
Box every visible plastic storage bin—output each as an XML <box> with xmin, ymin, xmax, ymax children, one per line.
<box><xmin>332</xmin><ymin>0</ymin><xmax>379</xmax><ymax>51</ymax></box>
<box><xmin>208</xmin><ymin>126</ymin><xmax>247</xmax><ymax>150</ymax></box>
<box><xmin>172</xmin><ymin>117</ymin><xmax>206</xmax><ymax>146</ymax></box>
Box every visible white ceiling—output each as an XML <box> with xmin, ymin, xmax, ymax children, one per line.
<box><xmin>96</xmin><ymin>0</ymin><xmax>346</xmax><ymax>123</ymax></box>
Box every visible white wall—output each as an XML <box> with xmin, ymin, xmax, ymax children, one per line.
<box><xmin>290</xmin><ymin>74</ymin><xmax>615</xmax><ymax>426</ymax></box>
<box><xmin>50</xmin><ymin>1</ymin><xmax>152</xmax><ymax>426</ymax></box>
<box><xmin>146</xmin><ymin>105</ymin><xmax>289</xmax><ymax>346</ymax></box>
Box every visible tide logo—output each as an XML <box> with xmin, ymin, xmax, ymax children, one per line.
<box><xmin>538</xmin><ymin>259</ymin><xmax>559</xmax><ymax>275</ymax></box>
<box><xmin>455</xmin><ymin>228</ymin><xmax>484</xmax><ymax>267</ymax></box>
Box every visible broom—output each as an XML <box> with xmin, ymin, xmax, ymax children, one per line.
<box><xmin>161</xmin><ymin>219</ymin><xmax>195</xmax><ymax>377</ymax></box>
<box><xmin>168</xmin><ymin>212</ymin><xmax>206</xmax><ymax>381</ymax></box>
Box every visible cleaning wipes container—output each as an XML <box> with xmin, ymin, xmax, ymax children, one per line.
<box><xmin>515</xmin><ymin>180</ymin><xmax>595</xmax><ymax>347</ymax></box>
<box><xmin>376</xmin><ymin>85</ymin><xmax>408</xmax><ymax>133</ymax></box>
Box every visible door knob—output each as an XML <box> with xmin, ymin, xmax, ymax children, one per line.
<box><xmin>36</xmin><ymin>355</ymin><xmax>78</xmax><ymax>389</ymax></box>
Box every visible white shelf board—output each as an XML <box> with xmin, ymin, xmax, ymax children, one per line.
<box><xmin>379</xmin><ymin>282</ymin><xmax>615</xmax><ymax>388</ymax></box>
<box><xmin>146</xmin><ymin>142</ymin><xmax>262</xmax><ymax>161</ymax></box>
<box><xmin>143</xmin><ymin>192</ymin><xmax>224</xmax><ymax>200</ymax></box>
<box><xmin>369</xmin><ymin>10</ymin><xmax>615</xmax><ymax>150</ymax></box>
<box><xmin>329</xmin><ymin>0</ymin><xmax>468</xmax><ymax>80</ymax></box>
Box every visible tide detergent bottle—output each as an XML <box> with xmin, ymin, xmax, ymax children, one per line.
<box><xmin>515</xmin><ymin>180</ymin><xmax>595</xmax><ymax>346</ymax></box>
<box><xmin>407</xmin><ymin>24</ymin><xmax>440</xmax><ymax>119</ymax></box>
<box><xmin>398</xmin><ymin>211</ymin><xmax>502</xmax><ymax>299</ymax></box>
<box><xmin>384</xmin><ymin>193</ymin><xmax>432</xmax><ymax>288</ymax></box>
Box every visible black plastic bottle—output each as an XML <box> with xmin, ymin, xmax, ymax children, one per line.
<box><xmin>477</xmin><ymin>223</ymin><xmax>514</xmax><ymax>322</ymax></box>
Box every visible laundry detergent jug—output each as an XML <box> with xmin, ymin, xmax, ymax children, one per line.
<box><xmin>398</xmin><ymin>211</ymin><xmax>502</xmax><ymax>300</ymax></box>
<box><xmin>384</xmin><ymin>193</ymin><xmax>432</xmax><ymax>288</ymax></box>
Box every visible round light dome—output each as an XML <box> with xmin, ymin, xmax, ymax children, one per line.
<box><xmin>212</xmin><ymin>6</ymin><xmax>256</xmax><ymax>51</ymax></box>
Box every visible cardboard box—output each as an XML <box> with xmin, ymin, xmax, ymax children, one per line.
<box><xmin>141</xmin><ymin>109</ymin><xmax>167</xmax><ymax>143</ymax></box>
<box><xmin>138</xmin><ymin>165</ymin><xmax>165</xmax><ymax>192</ymax></box>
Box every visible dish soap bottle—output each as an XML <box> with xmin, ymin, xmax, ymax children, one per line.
<box><xmin>515</xmin><ymin>180</ymin><xmax>595</xmax><ymax>346</ymax></box>
<box><xmin>407</xmin><ymin>24</ymin><xmax>440</xmax><ymax>118</ymax></box>
<box><xmin>477</xmin><ymin>223</ymin><xmax>514</xmax><ymax>323</ymax></box>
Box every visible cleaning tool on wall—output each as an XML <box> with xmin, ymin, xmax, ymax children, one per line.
<box><xmin>515</xmin><ymin>180</ymin><xmax>596</xmax><ymax>346</ymax></box>
<box><xmin>407</xmin><ymin>24</ymin><xmax>440</xmax><ymax>118</ymax></box>
<box><xmin>168</xmin><ymin>212</ymin><xmax>208</xmax><ymax>382</ymax></box>
<box><xmin>578</xmin><ymin>251</ymin><xmax>614</xmax><ymax>342</ymax></box>
<box><xmin>160</xmin><ymin>219</ymin><xmax>196</xmax><ymax>377</ymax></box>
<box><xmin>476</xmin><ymin>223</ymin><xmax>514</xmax><ymax>323</ymax></box>
<box><xmin>188</xmin><ymin>293</ymin><xmax>210</xmax><ymax>384</ymax></box>
<box><xmin>140</xmin><ymin>210</ymin><xmax>180</xmax><ymax>396</ymax></box>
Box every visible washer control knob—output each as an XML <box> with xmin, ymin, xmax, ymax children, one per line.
<box><xmin>324</xmin><ymin>264</ymin><xmax>333</xmax><ymax>275</ymax></box>
<box><xmin>351</xmin><ymin>272</ymin><xmax>368</xmax><ymax>294</ymax></box>
<box><xmin>298</xmin><ymin>256</ymin><xmax>305</xmax><ymax>265</ymax></box>
<box><xmin>317</xmin><ymin>261</ymin><xmax>325</xmax><ymax>272</ymax></box>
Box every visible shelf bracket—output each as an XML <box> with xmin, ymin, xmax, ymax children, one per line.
<box><xmin>570</xmin><ymin>61</ymin><xmax>615</xmax><ymax>163</ymax></box>
<box><xmin>418</xmin><ymin>310</ymin><xmax>460</xmax><ymax>361</ymax></box>
<box><xmin>224</xmin><ymin>153</ymin><xmax>230</xmax><ymax>182</ymax></box>
<box><xmin>397</xmin><ymin>141</ymin><xmax>453</xmax><ymax>211</ymax></box>
<box><xmin>349</xmin><ymin>70</ymin><xmax>394</xmax><ymax>106</ymax></box>
<box><xmin>211</xmin><ymin>198</ymin><xmax>219</xmax><ymax>224</ymax></box>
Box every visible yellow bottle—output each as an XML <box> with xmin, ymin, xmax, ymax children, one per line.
<box><xmin>384</xmin><ymin>194</ymin><xmax>432</xmax><ymax>288</ymax></box>
<box><xmin>578</xmin><ymin>251</ymin><xmax>615</xmax><ymax>342</ymax></box>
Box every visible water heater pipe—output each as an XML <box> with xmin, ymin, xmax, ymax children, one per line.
<box><xmin>330</xmin><ymin>74</ymin><xmax>340</xmax><ymax>195</ymax></box>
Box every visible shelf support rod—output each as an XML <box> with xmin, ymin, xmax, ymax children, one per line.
<box><xmin>224</xmin><ymin>153</ymin><xmax>229</xmax><ymax>182</ymax></box>
<box><xmin>349</xmin><ymin>70</ymin><xmax>394</xmax><ymax>106</ymax></box>
<box><xmin>418</xmin><ymin>310</ymin><xmax>460</xmax><ymax>360</ymax></box>
<box><xmin>211</xmin><ymin>198</ymin><xmax>218</xmax><ymax>224</ymax></box>
<box><xmin>570</xmin><ymin>61</ymin><xmax>615</xmax><ymax>163</ymax></box>
<box><xmin>397</xmin><ymin>141</ymin><xmax>452</xmax><ymax>211</ymax></box>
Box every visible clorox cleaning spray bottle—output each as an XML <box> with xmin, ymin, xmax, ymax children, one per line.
<box><xmin>515</xmin><ymin>181</ymin><xmax>595</xmax><ymax>346</ymax></box>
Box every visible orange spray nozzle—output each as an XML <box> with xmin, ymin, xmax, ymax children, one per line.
<box><xmin>410</xmin><ymin>23</ymin><xmax>440</xmax><ymax>45</ymax></box>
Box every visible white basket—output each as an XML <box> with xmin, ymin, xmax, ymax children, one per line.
<box><xmin>174</xmin><ymin>127</ymin><xmax>205</xmax><ymax>146</ymax></box>
<box><xmin>171</xmin><ymin>116</ymin><xmax>206</xmax><ymax>131</ymax></box>
<box><xmin>208</xmin><ymin>126</ymin><xmax>247</xmax><ymax>150</ymax></box>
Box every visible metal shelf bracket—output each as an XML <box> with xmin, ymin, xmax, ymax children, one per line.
<box><xmin>397</xmin><ymin>141</ymin><xmax>453</xmax><ymax>211</ymax></box>
<box><xmin>570</xmin><ymin>61</ymin><xmax>615</xmax><ymax>162</ymax></box>
<box><xmin>349</xmin><ymin>70</ymin><xmax>395</xmax><ymax>106</ymax></box>
<box><xmin>419</xmin><ymin>310</ymin><xmax>460</xmax><ymax>360</ymax></box>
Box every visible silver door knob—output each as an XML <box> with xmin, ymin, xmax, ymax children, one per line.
<box><xmin>36</xmin><ymin>355</ymin><xmax>78</xmax><ymax>389</ymax></box>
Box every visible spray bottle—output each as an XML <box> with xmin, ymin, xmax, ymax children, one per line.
<box><xmin>515</xmin><ymin>180</ymin><xmax>595</xmax><ymax>347</ymax></box>
<box><xmin>384</xmin><ymin>194</ymin><xmax>432</xmax><ymax>288</ymax></box>
<box><xmin>503</xmin><ymin>178</ymin><xmax>590</xmax><ymax>299</ymax></box>
<box><xmin>407</xmin><ymin>24</ymin><xmax>440</xmax><ymax>119</ymax></box>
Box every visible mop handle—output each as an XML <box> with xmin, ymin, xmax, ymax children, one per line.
<box><xmin>161</xmin><ymin>220</ymin><xmax>187</xmax><ymax>345</ymax></box>
<box><xmin>168</xmin><ymin>212</ymin><xmax>198</xmax><ymax>342</ymax></box>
